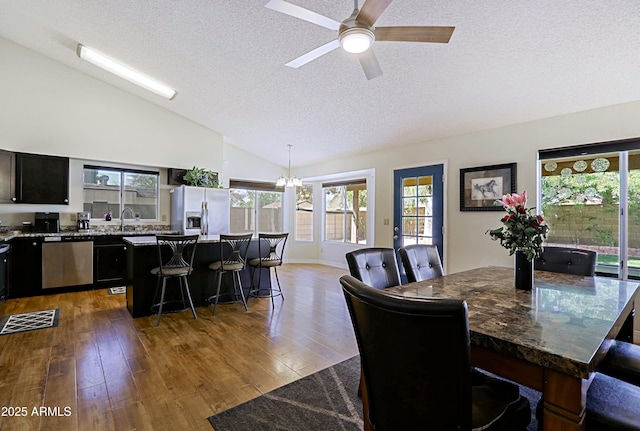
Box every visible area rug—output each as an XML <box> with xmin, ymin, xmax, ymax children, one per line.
<box><xmin>0</xmin><ymin>309</ymin><xmax>60</xmax><ymax>335</ymax></box>
<box><xmin>108</xmin><ymin>286</ymin><xmax>126</xmax><ymax>295</ymax></box>
<box><xmin>208</xmin><ymin>356</ymin><xmax>541</xmax><ymax>431</ymax></box>
<box><xmin>208</xmin><ymin>356</ymin><xmax>363</xmax><ymax>430</ymax></box>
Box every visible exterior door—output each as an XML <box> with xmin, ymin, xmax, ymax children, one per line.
<box><xmin>393</xmin><ymin>165</ymin><xmax>444</xmax><ymax>281</ymax></box>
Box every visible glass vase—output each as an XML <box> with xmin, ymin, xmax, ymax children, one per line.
<box><xmin>514</xmin><ymin>250</ymin><xmax>533</xmax><ymax>291</ymax></box>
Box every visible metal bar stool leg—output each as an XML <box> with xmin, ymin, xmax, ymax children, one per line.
<box><xmin>273</xmin><ymin>267</ymin><xmax>284</xmax><ymax>302</ymax></box>
<box><xmin>156</xmin><ymin>278</ymin><xmax>167</xmax><ymax>326</ymax></box>
<box><xmin>234</xmin><ymin>271</ymin><xmax>248</xmax><ymax>311</ymax></box>
<box><xmin>212</xmin><ymin>271</ymin><xmax>223</xmax><ymax>316</ymax></box>
<box><xmin>182</xmin><ymin>276</ymin><xmax>197</xmax><ymax>319</ymax></box>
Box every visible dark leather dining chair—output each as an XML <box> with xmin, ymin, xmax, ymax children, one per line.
<box><xmin>534</xmin><ymin>246</ymin><xmax>597</xmax><ymax>276</ymax></box>
<box><xmin>340</xmin><ymin>274</ymin><xmax>531</xmax><ymax>431</ymax></box>
<box><xmin>599</xmin><ymin>340</ymin><xmax>640</xmax><ymax>387</ymax></box>
<box><xmin>345</xmin><ymin>248</ymin><xmax>401</xmax><ymax>290</ymax></box>
<box><xmin>398</xmin><ymin>244</ymin><xmax>444</xmax><ymax>282</ymax></box>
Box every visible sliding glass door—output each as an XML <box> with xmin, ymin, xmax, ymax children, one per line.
<box><xmin>539</xmin><ymin>147</ymin><xmax>640</xmax><ymax>280</ymax></box>
<box><xmin>627</xmin><ymin>150</ymin><xmax>640</xmax><ymax>279</ymax></box>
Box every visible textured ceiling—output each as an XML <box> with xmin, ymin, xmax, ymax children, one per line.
<box><xmin>2</xmin><ymin>0</ymin><xmax>640</xmax><ymax>169</ymax></box>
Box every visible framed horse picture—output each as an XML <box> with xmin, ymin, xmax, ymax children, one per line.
<box><xmin>460</xmin><ymin>163</ymin><xmax>517</xmax><ymax>211</ymax></box>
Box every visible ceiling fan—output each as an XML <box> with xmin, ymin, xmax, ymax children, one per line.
<box><xmin>266</xmin><ymin>0</ymin><xmax>455</xmax><ymax>80</ymax></box>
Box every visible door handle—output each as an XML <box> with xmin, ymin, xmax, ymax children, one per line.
<box><xmin>393</xmin><ymin>235</ymin><xmax>399</xmax><ymax>240</ymax></box>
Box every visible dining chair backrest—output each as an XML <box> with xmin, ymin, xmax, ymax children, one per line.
<box><xmin>534</xmin><ymin>246</ymin><xmax>597</xmax><ymax>276</ymax></box>
<box><xmin>340</xmin><ymin>274</ymin><xmax>531</xmax><ymax>431</ymax></box>
<box><xmin>341</xmin><ymin>274</ymin><xmax>471</xmax><ymax>429</ymax></box>
<box><xmin>345</xmin><ymin>248</ymin><xmax>401</xmax><ymax>289</ymax></box>
<box><xmin>398</xmin><ymin>244</ymin><xmax>444</xmax><ymax>283</ymax></box>
<box><xmin>155</xmin><ymin>234</ymin><xmax>199</xmax><ymax>276</ymax></box>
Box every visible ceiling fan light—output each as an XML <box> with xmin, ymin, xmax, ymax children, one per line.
<box><xmin>339</xmin><ymin>28</ymin><xmax>374</xmax><ymax>54</ymax></box>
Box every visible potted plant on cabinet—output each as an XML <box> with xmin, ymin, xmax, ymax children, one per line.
<box><xmin>182</xmin><ymin>166</ymin><xmax>221</xmax><ymax>188</ymax></box>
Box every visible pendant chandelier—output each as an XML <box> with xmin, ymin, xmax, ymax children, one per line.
<box><xmin>276</xmin><ymin>144</ymin><xmax>303</xmax><ymax>188</ymax></box>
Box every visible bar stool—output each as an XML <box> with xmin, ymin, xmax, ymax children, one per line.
<box><xmin>248</xmin><ymin>233</ymin><xmax>288</xmax><ymax>308</ymax></box>
<box><xmin>207</xmin><ymin>233</ymin><xmax>252</xmax><ymax>315</ymax></box>
<box><xmin>150</xmin><ymin>234</ymin><xmax>199</xmax><ymax>326</ymax></box>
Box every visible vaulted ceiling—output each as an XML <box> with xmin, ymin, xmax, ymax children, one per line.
<box><xmin>2</xmin><ymin>1</ymin><xmax>640</xmax><ymax>168</ymax></box>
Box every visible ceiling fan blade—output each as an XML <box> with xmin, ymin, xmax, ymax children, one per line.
<box><xmin>356</xmin><ymin>0</ymin><xmax>394</xmax><ymax>28</ymax></box>
<box><xmin>375</xmin><ymin>26</ymin><xmax>455</xmax><ymax>43</ymax></box>
<box><xmin>358</xmin><ymin>49</ymin><xmax>383</xmax><ymax>80</ymax></box>
<box><xmin>285</xmin><ymin>39</ymin><xmax>341</xmax><ymax>68</ymax></box>
<box><xmin>266</xmin><ymin>0</ymin><xmax>340</xmax><ymax>31</ymax></box>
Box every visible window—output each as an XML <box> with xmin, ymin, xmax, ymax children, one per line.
<box><xmin>83</xmin><ymin>166</ymin><xmax>159</xmax><ymax>220</ymax></box>
<box><xmin>229</xmin><ymin>180</ymin><xmax>283</xmax><ymax>235</ymax></box>
<box><xmin>324</xmin><ymin>179</ymin><xmax>367</xmax><ymax>244</ymax></box>
<box><xmin>295</xmin><ymin>184</ymin><xmax>313</xmax><ymax>241</ymax></box>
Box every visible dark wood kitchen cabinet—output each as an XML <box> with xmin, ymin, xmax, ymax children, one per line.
<box><xmin>94</xmin><ymin>236</ymin><xmax>127</xmax><ymax>285</ymax></box>
<box><xmin>14</xmin><ymin>152</ymin><xmax>69</xmax><ymax>204</ymax></box>
<box><xmin>10</xmin><ymin>237</ymin><xmax>42</xmax><ymax>297</ymax></box>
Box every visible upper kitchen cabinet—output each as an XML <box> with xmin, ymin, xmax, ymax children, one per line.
<box><xmin>14</xmin><ymin>152</ymin><xmax>69</xmax><ymax>204</ymax></box>
<box><xmin>0</xmin><ymin>150</ymin><xmax>15</xmax><ymax>203</ymax></box>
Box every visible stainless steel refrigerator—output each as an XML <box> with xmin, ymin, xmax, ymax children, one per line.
<box><xmin>170</xmin><ymin>185</ymin><xmax>230</xmax><ymax>235</ymax></box>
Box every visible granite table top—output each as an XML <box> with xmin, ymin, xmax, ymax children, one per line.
<box><xmin>385</xmin><ymin>266</ymin><xmax>639</xmax><ymax>379</ymax></box>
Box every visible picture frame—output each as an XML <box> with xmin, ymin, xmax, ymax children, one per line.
<box><xmin>460</xmin><ymin>163</ymin><xmax>517</xmax><ymax>211</ymax></box>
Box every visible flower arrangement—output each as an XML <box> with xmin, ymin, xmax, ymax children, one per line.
<box><xmin>486</xmin><ymin>190</ymin><xmax>549</xmax><ymax>261</ymax></box>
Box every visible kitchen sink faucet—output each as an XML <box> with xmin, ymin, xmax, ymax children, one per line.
<box><xmin>121</xmin><ymin>207</ymin><xmax>134</xmax><ymax>231</ymax></box>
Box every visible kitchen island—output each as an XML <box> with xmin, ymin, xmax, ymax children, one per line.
<box><xmin>124</xmin><ymin>235</ymin><xmax>272</xmax><ymax>318</ymax></box>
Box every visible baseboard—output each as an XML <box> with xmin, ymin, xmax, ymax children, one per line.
<box><xmin>284</xmin><ymin>258</ymin><xmax>348</xmax><ymax>270</ymax></box>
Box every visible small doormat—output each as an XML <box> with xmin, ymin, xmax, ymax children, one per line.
<box><xmin>0</xmin><ymin>309</ymin><xmax>60</xmax><ymax>335</ymax></box>
<box><xmin>108</xmin><ymin>286</ymin><xmax>126</xmax><ymax>295</ymax></box>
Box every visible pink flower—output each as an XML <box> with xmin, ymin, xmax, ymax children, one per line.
<box><xmin>499</xmin><ymin>190</ymin><xmax>528</xmax><ymax>209</ymax></box>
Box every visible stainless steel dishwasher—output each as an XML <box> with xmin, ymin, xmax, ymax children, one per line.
<box><xmin>42</xmin><ymin>236</ymin><xmax>94</xmax><ymax>289</ymax></box>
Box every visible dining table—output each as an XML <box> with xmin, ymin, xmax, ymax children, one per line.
<box><xmin>384</xmin><ymin>266</ymin><xmax>639</xmax><ymax>431</ymax></box>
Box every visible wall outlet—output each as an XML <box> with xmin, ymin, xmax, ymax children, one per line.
<box><xmin>161</xmin><ymin>214</ymin><xmax>167</xmax><ymax>221</ymax></box>
<box><xmin>383</xmin><ymin>218</ymin><xmax>389</xmax><ymax>225</ymax></box>
<box><xmin>70</xmin><ymin>213</ymin><xmax>77</xmax><ymax>221</ymax></box>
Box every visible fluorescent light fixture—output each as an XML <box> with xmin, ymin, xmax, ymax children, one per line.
<box><xmin>76</xmin><ymin>44</ymin><xmax>177</xmax><ymax>100</ymax></box>
<box><xmin>339</xmin><ymin>28</ymin><xmax>374</xmax><ymax>54</ymax></box>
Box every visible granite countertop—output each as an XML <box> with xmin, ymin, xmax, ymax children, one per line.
<box><xmin>124</xmin><ymin>234</ymin><xmax>221</xmax><ymax>246</ymax></box>
<box><xmin>0</xmin><ymin>230</ymin><xmax>178</xmax><ymax>241</ymax></box>
<box><xmin>386</xmin><ymin>266</ymin><xmax>640</xmax><ymax>378</ymax></box>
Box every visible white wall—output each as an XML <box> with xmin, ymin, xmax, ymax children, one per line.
<box><xmin>0</xmin><ymin>37</ymin><xmax>283</xmax><ymax>227</ymax></box>
<box><xmin>4</xmin><ymin>36</ymin><xmax>640</xmax><ymax>275</ymax></box>
<box><xmin>294</xmin><ymin>101</ymin><xmax>640</xmax><ymax>273</ymax></box>
<box><xmin>221</xmin><ymin>143</ymin><xmax>284</xmax><ymax>187</ymax></box>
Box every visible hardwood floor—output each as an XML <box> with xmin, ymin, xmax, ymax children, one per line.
<box><xmin>0</xmin><ymin>264</ymin><xmax>358</xmax><ymax>431</ymax></box>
